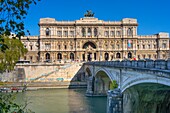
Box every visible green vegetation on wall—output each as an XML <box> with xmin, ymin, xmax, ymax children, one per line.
<box><xmin>110</xmin><ymin>80</ymin><xmax>118</xmax><ymax>90</ymax></box>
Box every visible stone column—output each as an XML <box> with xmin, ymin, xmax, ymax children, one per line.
<box><xmin>107</xmin><ymin>89</ymin><xmax>123</xmax><ymax>113</ymax></box>
<box><xmin>86</xmin><ymin>76</ymin><xmax>93</xmax><ymax>96</ymax></box>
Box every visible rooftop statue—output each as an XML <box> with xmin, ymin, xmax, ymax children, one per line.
<box><xmin>84</xmin><ymin>10</ymin><xmax>95</xmax><ymax>17</ymax></box>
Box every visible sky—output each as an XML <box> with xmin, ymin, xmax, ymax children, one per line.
<box><xmin>24</xmin><ymin>0</ymin><xmax>170</xmax><ymax>36</ymax></box>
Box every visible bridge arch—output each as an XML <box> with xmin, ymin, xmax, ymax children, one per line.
<box><xmin>92</xmin><ymin>68</ymin><xmax>117</xmax><ymax>95</ymax></box>
<box><xmin>121</xmin><ymin>75</ymin><xmax>170</xmax><ymax>93</ymax></box>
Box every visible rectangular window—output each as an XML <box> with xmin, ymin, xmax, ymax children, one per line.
<box><xmin>58</xmin><ymin>45</ymin><xmax>61</xmax><ymax>49</ymax></box>
<box><xmin>65</xmin><ymin>45</ymin><xmax>67</xmax><ymax>49</ymax></box>
<box><xmin>148</xmin><ymin>55</ymin><xmax>151</xmax><ymax>59</ymax></box>
<box><xmin>70</xmin><ymin>31</ymin><xmax>74</xmax><ymax>37</ymax></box>
<box><xmin>45</xmin><ymin>43</ymin><xmax>51</xmax><ymax>50</ymax></box>
<box><xmin>30</xmin><ymin>56</ymin><xmax>32</xmax><ymax>61</ymax></box>
<box><xmin>30</xmin><ymin>45</ymin><xmax>33</xmax><ymax>50</ymax></box>
<box><xmin>154</xmin><ymin>55</ymin><xmax>157</xmax><ymax>59</ymax></box>
<box><xmin>110</xmin><ymin>31</ymin><xmax>115</xmax><ymax>36</ymax></box>
<box><xmin>104</xmin><ymin>31</ymin><xmax>109</xmax><ymax>37</ymax></box>
<box><xmin>162</xmin><ymin>43</ymin><xmax>166</xmax><ymax>48</ymax></box>
<box><xmin>57</xmin><ymin>31</ymin><xmax>62</xmax><ymax>37</ymax></box>
<box><xmin>117</xmin><ymin>31</ymin><xmax>121</xmax><ymax>36</ymax></box>
<box><xmin>64</xmin><ymin>31</ymin><xmax>68</xmax><ymax>37</ymax></box>
<box><xmin>154</xmin><ymin>45</ymin><xmax>157</xmax><ymax>49</ymax></box>
<box><xmin>24</xmin><ymin>56</ymin><xmax>26</xmax><ymax>60</ymax></box>
<box><xmin>70</xmin><ymin>45</ymin><xmax>73</xmax><ymax>49</ymax></box>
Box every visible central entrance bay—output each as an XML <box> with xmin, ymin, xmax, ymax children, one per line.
<box><xmin>16</xmin><ymin>89</ymin><xmax>107</xmax><ymax>113</ymax></box>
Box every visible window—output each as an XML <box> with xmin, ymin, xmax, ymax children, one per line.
<box><xmin>94</xmin><ymin>28</ymin><xmax>98</xmax><ymax>37</ymax></box>
<box><xmin>57</xmin><ymin>31</ymin><xmax>62</xmax><ymax>37</ymax></box>
<box><xmin>70</xmin><ymin>45</ymin><xmax>73</xmax><ymax>49</ymax></box>
<box><xmin>45</xmin><ymin>43</ymin><xmax>51</xmax><ymax>50</ymax></box>
<box><xmin>116</xmin><ymin>53</ymin><xmax>121</xmax><ymax>58</ymax></box>
<box><xmin>58</xmin><ymin>45</ymin><xmax>61</xmax><ymax>49</ymax></box>
<box><xmin>127</xmin><ymin>28</ymin><xmax>133</xmax><ymax>36</ymax></box>
<box><xmin>143</xmin><ymin>45</ymin><xmax>145</xmax><ymax>49</ymax></box>
<box><xmin>45</xmin><ymin>28</ymin><xmax>50</xmax><ymax>36</ymax></box>
<box><xmin>162</xmin><ymin>43</ymin><xmax>167</xmax><ymax>48</ymax></box>
<box><xmin>117</xmin><ymin>44</ymin><xmax>120</xmax><ymax>49</ymax></box>
<box><xmin>24</xmin><ymin>56</ymin><xmax>26</xmax><ymax>60</ymax></box>
<box><xmin>82</xmin><ymin>28</ymin><xmax>86</xmax><ymax>37</ymax></box>
<box><xmin>87</xmin><ymin>28</ymin><xmax>92</xmax><ymax>37</ymax></box>
<box><xmin>148</xmin><ymin>55</ymin><xmax>151</xmax><ymax>59</ymax></box>
<box><xmin>137</xmin><ymin>45</ymin><xmax>139</xmax><ymax>49</ymax></box>
<box><xmin>112</xmin><ymin>45</ymin><xmax>114</xmax><ymax>49</ymax></box>
<box><xmin>154</xmin><ymin>45</ymin><xmax>157</xmax><ymax>49</ymax></box>
<box><xmin>110</xmin><ymin>31</ymin><xmax>115</xmax><ymax>36</ymax></box>
<box><xmin>64</xmin><ymin>31</ymin><xmax>68</xmax><ymax>37</ymax></box>
<box><xmin>148</xmin><ymin>44</ymin><xmax>151</xmax><ymax>49</ymax></box>
<box><xmin>154</xmin><ymin>55</ymin><xmax>157</xmax><ymax>59</ymax></box>
<box><xmin>117</xmin><ymin>31</ymin><xmax>121</xmax><ymax>36</ymax></box>
<box><xmin>138</xmin><ymin>55</ymin><xmax>140</xmax><ymax>60</ymax></box>
<box><xmin>70</xmin><ymin>31</ymin><xmax>74</xmax><ymax>37</ymax></box>
<box><xmin>143</xmin><ymin>55</ymin><xmax>146</xmax><ymax>59</ymax></box>
<box><xmin>30</xmin><ymin>45</ymin><xmax>33</xmax><ymax>50</ymax></box>
<box><xmin>64</xmin><ymin>45</ymin><xmax>67</xmax><ymax>49</ymax></box>
<box><xmin>104</xmin><ymin>31</ymin><xmax>109</xmax><ymax>37</ymax></box>
<box><xmin>30</xmin><ymin>56</ymin><xmax>33</xmax><ymax>61</ymax></box>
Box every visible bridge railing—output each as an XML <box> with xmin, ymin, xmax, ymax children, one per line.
<box><xmin>85</xmin><ymin>59</ymin><xmax>170</xmax><ymax>70</ymax></box>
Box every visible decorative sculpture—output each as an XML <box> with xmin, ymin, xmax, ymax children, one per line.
<box><xmin>84</xmin><ymin>10</ymin><xmax>95</xmax><ymax>17</ymax></box>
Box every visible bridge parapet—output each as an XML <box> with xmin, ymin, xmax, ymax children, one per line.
<box><xmin>85</xmin><ymin>59</ymin><xmax>170</xmax><ymax>71</ymax></box>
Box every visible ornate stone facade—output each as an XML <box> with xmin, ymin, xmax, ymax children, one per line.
<box><xmin>21</xmin><ymin>15</ymin><xmax>170</xmax><ymax>63</ymax></box>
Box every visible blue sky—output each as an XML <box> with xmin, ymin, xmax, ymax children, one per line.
<box><xmin>24</xmin><ymin>0</ymin><xmax>170</xmax><ymax>36</ymax></box>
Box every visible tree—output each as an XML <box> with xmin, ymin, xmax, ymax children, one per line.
<box><xmin>0</xmin><ymin>93</ymin><xmax>34</xmax><ymax>113</ymax></box>
<box><xmin>0</xmin><ymin>35</ymin><xmax>27</xmax><ymax>72</ymax></box>
<box><xmin>0</xmin><ymin>0</ymin><xmax>40</xmax><ymax>51</ymax></box>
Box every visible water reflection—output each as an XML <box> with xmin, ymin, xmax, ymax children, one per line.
<box><xmin>16</xmin><ymin>89</ymin><xmax>107</xmax><ymax>113</ymax></box>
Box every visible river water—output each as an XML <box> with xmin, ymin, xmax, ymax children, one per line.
<box><xmin>16</xmin><ymin>89</ymin><xmax>107</xmax><ymax>113</ymax></box>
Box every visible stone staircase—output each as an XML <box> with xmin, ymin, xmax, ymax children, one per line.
<box><xmin>32</xmin><ymin>63</ymin><xmax>82</xmax><ymax>82</ymax></box>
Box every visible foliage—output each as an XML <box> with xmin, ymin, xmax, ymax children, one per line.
<box><xmin>110</xmin><ymin>80</ymin><xmax>118</xmax><ymax>90</ymax></box>
<box><xmin>0</xmin><ymin>0</ymin><xmax>40</xmax><ymax>51</ymax></box>
<box><xmin>0</xmin><ymin>93</ymin><xmax>34</xmax><ymax>113</ymax></box>
<box><xmin>0</xmin><ymin>35</ymin><xmax>27</xmax><ymax>72</ymax></box>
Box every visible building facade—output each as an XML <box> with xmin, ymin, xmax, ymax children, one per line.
<box><xmin>21</xmin><ymin>12</ymin><xmax>170</xmax><ymax>63</ymax></box>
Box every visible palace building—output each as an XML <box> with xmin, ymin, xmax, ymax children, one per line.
<box><xmin>21</xmin><ymin>11</ymin><xmax>170</xmax><ymax>63</ymax></box>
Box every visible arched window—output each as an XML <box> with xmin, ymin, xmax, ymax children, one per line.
<box><xmin>46</xmin><ymin>28</ymin><xmax>50</xmax><ymax>36</ymax></box>
<box><xmin>127</xmin><ymin>28</ymin><xmax>133</xmax><ymax>36</ymax></box>
<box><xmin>105</xmin><ymin>53</ymin><xmax>109</xmax><ymax>61</ymax></box>
<box><xmin>94</xmin><ymin>28</ymin><xmax>98</xmax><ymax>37</ymax></box>
<box><xmin>82</xmin><ymin>28</ymin><xmax>86</xmax><ymax>37</ymax></box>
<box><xmin>116</xmin><ymin>53</ymin><xmax>121</xmax><ymax>58</ymax></box>
<box><xmin>45</xmin><ymin>53</ymin><xmax>50</xmax><ymax>61</ymax></box>
<box><xmin>128</xmin><ymin>52</ymin><xmax>132</xmax><ymax>59</ymax></box>
<box><xmin>83</xmin><ymin>41</ymin><xmax>96</xmax><ymax>49</ymax></box>
<box><xmin>87</xmin><ymin>28</ymin><xmax>92</xmax><ymax>37</ymax></box>
<box><xmin>70</xmin><ymin>53</ymin><xmax>74</xmax><ymax>61</ymax></box>
<box><xmin>57</xmin><ymin>53</ymin><xmax>62</xmax><ymax>60</ymax></box>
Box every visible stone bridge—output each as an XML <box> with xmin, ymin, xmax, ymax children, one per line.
<box><xmin>84</xmin><ymin>59</ymin><xmax>170</xmax><ymax>113</ymax></box>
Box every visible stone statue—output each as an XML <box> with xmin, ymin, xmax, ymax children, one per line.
<box><xmin>84</xmin><ymin>10</ymin><xmax>95</xmax><ymax>17</ymax></box>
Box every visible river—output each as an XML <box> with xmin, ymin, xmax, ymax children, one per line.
<box><xmin>16</xmin><ymin>88</ymin><xmax>107</xmax><ymax>113</ymax></box>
